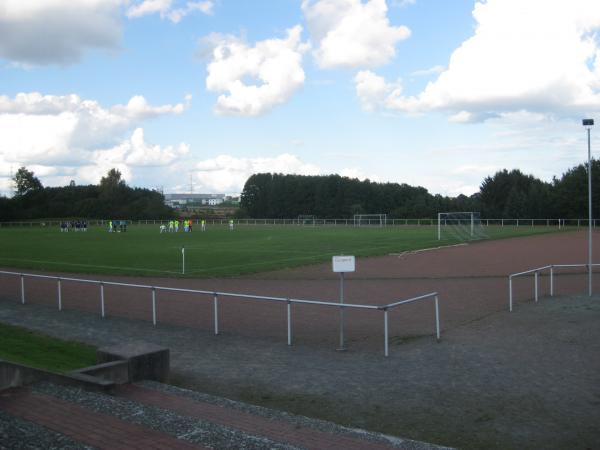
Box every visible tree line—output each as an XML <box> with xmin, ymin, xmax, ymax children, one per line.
<box><xmin>0</xmin><ymin>168</ymin><xmax>174</xmax><ymax>221</ymax></box>
<box><xmin>3</xmin><ymin>160</ymin><xmax>599</xmax><ymax>221</ymax></box>
<box><xmin>239</xmin><ymin>160</ymin><xmax>600</xmax><ymax>219</ymax></box>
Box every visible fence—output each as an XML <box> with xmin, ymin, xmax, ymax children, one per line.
<box><xmin>508</xmin><ymin>263</ymin><xmax>600</xmax><ymax>311</ymax></box>
<box><xmin>0</xmin><ymin>218</ymin><xmax>596</xmax><ymax>228</ymax></box>
<box><xmin>0</xmin><ymin>270</ymin><xmax>440</xmax><ymax>357</ymax></box>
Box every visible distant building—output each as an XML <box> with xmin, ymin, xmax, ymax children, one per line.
<box><xmin>164</xmin><ymin>193</ymin><xmax>225</xmax><ymax>209</ymax></box>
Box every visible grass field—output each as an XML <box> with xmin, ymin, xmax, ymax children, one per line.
<box><xmin>0</xmin><ymin>322</ymin><xmax>96</xmax><ymax>373</ymax></box>
<box><xmin>0</xmin><ymin>224</ymin><xmax>566</xmax><ymax>278</ymax></box>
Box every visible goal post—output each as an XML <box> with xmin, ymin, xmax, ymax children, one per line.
<box><xmin>298</xmin><ymin>215</ymin><xmax>316</xmax><ymax>226</ymax></box>
<box><xmin>353</xmin><ymin>214</ymin><xmax>387</xmax><ymax>227</ymax></box>
<box><xmin>438</xmin><ymin>212</ymin><xmax>487</xmax><ymax>241</ymax></box>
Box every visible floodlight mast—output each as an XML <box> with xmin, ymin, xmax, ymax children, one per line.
<box><xmin>583</xmin><ymin>118</ymin><xmax>594</xmax><ymax>296</ymax></box>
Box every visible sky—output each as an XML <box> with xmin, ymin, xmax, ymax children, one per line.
<box><xmin>1</xmin><ymin>0</ymin><xmax>600</xmax><ymax>197</ymax></box>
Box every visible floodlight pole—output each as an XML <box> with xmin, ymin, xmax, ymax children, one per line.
<box><xmin>583</xmin><ymin>119</ymin><xmax>594</xmax><ymax>296</ymax></box>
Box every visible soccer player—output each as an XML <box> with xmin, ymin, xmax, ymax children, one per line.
<box><xmin>201</xmin><ymin>219</ymin><xmax>206</xmax><ymax>231</ymax></box>
<box><xmin>108</xmin><ymin>220</ymin><xmax>113</xmax><ymax>232</ymax></box>
<box><xmin>229</xmin><ymin>219</ymin><xmax>234</xmax><ymax>231</ymax></box>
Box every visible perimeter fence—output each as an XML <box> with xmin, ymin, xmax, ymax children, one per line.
<box><xmin>0</xmin><ymin>270</ymin><xmax>440</xmax><ymax>357</ymax></box>
<box><xmin>0</xmin><ymin>218</ymin><xmax>596</xmax><ymax>228</ymax></box>
<box><xmin>508</xmin><ymin>263</ymin><xmax>600</xmax><ymax>311</ymax></box>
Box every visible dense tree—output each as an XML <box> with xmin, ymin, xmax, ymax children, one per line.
<box><xmin>100</xmin><ymin>168</ymin><xmax>125</xmax><ymax>189</ymax></box>
<box><xmin>13</xmin><ymin>167</ymin><xmax>43</xmax><ymax>196</ymax></box>
<box><xmin>1</xmin><ymin>168</ymin><xmax>174</xmax><ymax>221</ymax></box>
<box><xmin>240</xmin><ymin>173</ymin><xmax>479</xmax><ymax>219</ymax></box>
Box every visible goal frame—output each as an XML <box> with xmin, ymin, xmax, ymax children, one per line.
<box><xmin>353</xmin><ymin>214</ymin><xmax>387</xmax><ymax>227</ymax></box>
<box><xmin>297</xmin><ymin>215</ymin><xmax>316</xmax><ymax>226</ymax></box>
<box><xmin>438</xmin><ymin>212</ymin><xmax>477</xmax><ymax>240</ymax></box>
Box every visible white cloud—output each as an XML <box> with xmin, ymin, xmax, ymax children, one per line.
<box><xmin>0</xmin><ymin>93</ymin><xmax>190</xmax><ymax>193</ymax></box>
<box><xmin>203</xmin><ymin>26</ymin><xmax>309</xmax><ymax>116</ymax></box>
<box><xmin>302</xmin><ymin>0</ymin><xmax>410</xmax><ymax>69</ymax></box>
<box><xmin>127</xmin><ymin>0</ymin><xmax>214</xmax><ymax>23</ymax></box>
<box><xmin>93</xmin><ymin>128</ymin><xmax>190</xmax><ymax>168</ymax></box>
<box><xmin>392</xmin><ymin>0</ymin><xmax>415</xmax><ymax>7</ymax></box>
<box><xmin>359</xmin><ymin>0</ymin><xmax>600</xmax><ymax>119</ymax></box>
<box><xmin>0</xmin><ymin>0</ymin><xmax>124</xmax><ymax>66</ymax></box>
<box><xmin>168</xmin><ymin>1</ymin><xmax>214</xmax><ymax>23</ymax></box>
<box><xmin>354</xmin><ymin>70</ymin><xmax>401</xmax><ymax>112</ymax></box>
<box><xmin>126</xmin><ymin>0</ymin><xmax>172</xmax><ymax>18</ymax></box>
<box><xmin>188</xmin><ymin>154</ymin><xmax>321</xmax><ymax>192</ymax></box>
<box><xmin>339</xmin><ymin>167</ymin><xmax>380</xmax><ymax>181</ymax></box>
<box><xmin>0</xmin><ymin>92</ymin><xmax>188</xmax><ymax>154</ymax></box>
<box><xmin>411</xmin><ymin>65</ymin><xmax>444</xmax><ymax>77</ymax></box>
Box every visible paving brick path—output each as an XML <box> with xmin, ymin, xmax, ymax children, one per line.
<box><xmin>118</xmin><ymin>384</ymin><xmax>398</xmax><ymax>450</ymax></box>
<box><xmin>0</xmin><ymin>388</ymin><xmax>207</xmax><ymax>450</ymax></box>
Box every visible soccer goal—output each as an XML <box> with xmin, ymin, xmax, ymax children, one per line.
<box><xmin>354</xmin><ymin>214</ymin><xmax>387</xmax><ymax>227</ymax></box>
<box><xmin>437</xmin><ymin>212</ymin><xmax>487</xmax><ymax>241</ymax></box>
<box><xmin>298</xmin><ymin>215</ymin><xmax>316</xmax><ymax>226</ymax></box>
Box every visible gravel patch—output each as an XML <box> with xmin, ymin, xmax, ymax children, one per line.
<box><xmin>139</xmin><ymin>380</ymin><xmax>446</xmax><ymax>450</ymax></box>
<box><xmin>0</xmin><ymin>408</ymin><xmax>93</xmax><ymax>450</ymax></box>
<box><xmin>33</xmin><ymin>382</ymin><xmax>299</xmax><ymax>450</ymax></box>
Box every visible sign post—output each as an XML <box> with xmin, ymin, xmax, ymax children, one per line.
<box><xmin>332</xmin><ymin>255</ymin><xmax>355</xmax><ymax>351</ymax></box>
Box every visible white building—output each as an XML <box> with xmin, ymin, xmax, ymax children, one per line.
<box><xmin>164</xmin><ymin>193</ymin><xmax>225</xmax><ymax>209</ymax></box>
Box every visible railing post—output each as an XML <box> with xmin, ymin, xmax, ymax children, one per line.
<box><xmin>550</xmin><ymin>266</ymin><xmax>554</xmax><ymax>297</ymax></box>
<box><xmin>213</xmin><ymin>293</ymin><xmax>219</xmax><ymax>335</ymax></box>
<box><xmin>152</xmin><ymin>287</ymin><xmax>157</xmax><ymax>326</ymax></box>
<box><xmin>509</xmin><ymin>276</ymin><xmax>513</xmax><ymax>312</ymax></box>
<box><xmin>384</xmin><ymin>308</ymin><xmax>389</xmax><ymax>357</ymax></box>
<box><xmin>434</xmin><ymin>295</ymin><xmax>440</xmax><ymax>341</ymax></box>
<box><xmin>287</xmin><ymin>299</ymin><xmax>292</xmax><ymax>346</ymax></box>
<box><xmin>100</xmin><ymin>282</ymin><xmax>105</xmax><ymax>318</ymax></box>
<box><xmin>57</xmin><ymin>278</ymin><xmax>62</xmax><ymax>311</ymax></box>
<box><xmin>20</xmin><ymin>274</ymin><xmax>25</xmax><ymax>304</ymax></box>
<box><xmin>534</xmin><ymin>271</ymin><xmax>539</xmax><ymax>302</ymax></box>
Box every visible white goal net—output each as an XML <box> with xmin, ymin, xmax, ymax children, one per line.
<box><xmin>298</xmin><ymin>215</ymin><xmax>316</xmax><ymax>226</ymax></box>
<box><xmin>437</xmin><ymin>212</ymin><xmax>487</xmax><ymax>241</ymax></box>
<box><xmin>354</xmin><ymin>214</ymin><xmax>387</xmax><ymax>227</ymax></box>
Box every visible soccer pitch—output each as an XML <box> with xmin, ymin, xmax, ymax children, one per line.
<box><xmin>0</xmin><ymin>224</ymin><xmax>564</xmax><ymax>278</ymax></box>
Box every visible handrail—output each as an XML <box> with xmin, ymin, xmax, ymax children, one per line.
<box><xmin>508</xmin><ymin>263</ymin><xmax>600</xmax><ymax>311</ymax></box>
<box><xmin>383</xmin><ymin>292</ymin><xmax>438</xmax><ymax>309</ymax></box>
<box><xmin>0</xmin><ymin>269</ymin><xmax>432</xmax><ymax>356</ymax></box>
<box><xmin>380</xmin><ymin>292</ymin><xmax>440</xmax><ymax>357</ymax></box>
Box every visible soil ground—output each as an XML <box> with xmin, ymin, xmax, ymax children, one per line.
<box><xmin>1</xmin><ymin>230</ymin><xmax>599</xmax><ymax>449</ymax></box>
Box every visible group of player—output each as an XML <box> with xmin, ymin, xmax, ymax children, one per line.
<box><xmin>160</xmin><ymin>219</ymin><xmax>206</xmax><ymax>233</ymax></box>
<box><xmin>159</xmin><ymin>219</ymin><xmax>235</xmax><ymax>233</ymax></box>
<box><xmin>60</xmin><ymin>220</ymin><xmax>88</xmax><ymax>232</ymax></box>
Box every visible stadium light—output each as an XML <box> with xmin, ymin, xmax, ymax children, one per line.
<box><xmin>583</xmin><ymin>118</ymin><xmax>594</xmax><ymax>296</ymax></box>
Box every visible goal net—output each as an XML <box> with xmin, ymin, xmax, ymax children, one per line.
<box><xmin>437</xmin><ymin>212</ymin><xmax>487</xmax><ymax>241</ymax></box>
<box><xmin>298</xmin><ymin>215</ymin><xmax>316</xmax><ymax>226</ymax></box>
<box><xmin>354</xmin><ymin>214</ymin><xmax>387</xmax><ymax>227</ymax></box>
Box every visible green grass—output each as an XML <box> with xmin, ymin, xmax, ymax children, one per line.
<box><xmin>0</xmin><ymin>224</ymin><xmax>567</xmax><ymax>278</ymax></box>
<box><xmin>0</xmin><ymin>322</ymin><xmax>97</xmax><ymax>373</ymax></box>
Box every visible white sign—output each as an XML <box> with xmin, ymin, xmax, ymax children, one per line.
<box><xmin>332</xmin><ymin>255</ymin><xmax>355</xmax><ymax>273</ymax></box>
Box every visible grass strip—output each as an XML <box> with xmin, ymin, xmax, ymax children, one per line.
<box><xmin>0</xmin><ymin>322</ymin><xmax>97</xmax><ymax>373</ymax></box>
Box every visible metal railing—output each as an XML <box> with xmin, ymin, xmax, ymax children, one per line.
<box><xmin>381</xmin><ymin>292</ymin><xmax>440</xmax><ymax>357</ymax></box>
<box><xmin>0</xmin><ymin>270</ymin><xmax>440</xmax><ymax>357</ymax></box>
<box><xmin>508</xmin><ymin>263</ymin><xmax>600</xmax><ymax>311</ymax></box>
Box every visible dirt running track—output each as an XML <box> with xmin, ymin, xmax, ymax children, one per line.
<box><xmin>1</xmin><ymin>230</ymin><xmax>599</xmax><ymax>351</ymax></box>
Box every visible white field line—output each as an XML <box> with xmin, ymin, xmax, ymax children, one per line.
<box><xmin>389</xmin><ymin>243</ymin><xmax>468</xmax><ymax>257</ymax></box>
<box><xmin>0</xmin><ymin>256</ymin><xmax>179</xmax><ymax>275</ymax></box>
<box><xmin>184</xmin><ymin>242</ymin><xmax>456</xmax><ymax>274</ymax></box>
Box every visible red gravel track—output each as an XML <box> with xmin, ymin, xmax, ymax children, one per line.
<box><xmin>1</xmin><ymin>230</ymin><xmax>598</xmax><ymax>350</ymax></box>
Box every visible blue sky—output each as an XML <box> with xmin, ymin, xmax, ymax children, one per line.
<box><xmin>1</xmin><ymin>0</ymin><xmax>599</xmax><ymax>197</ymax></box>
